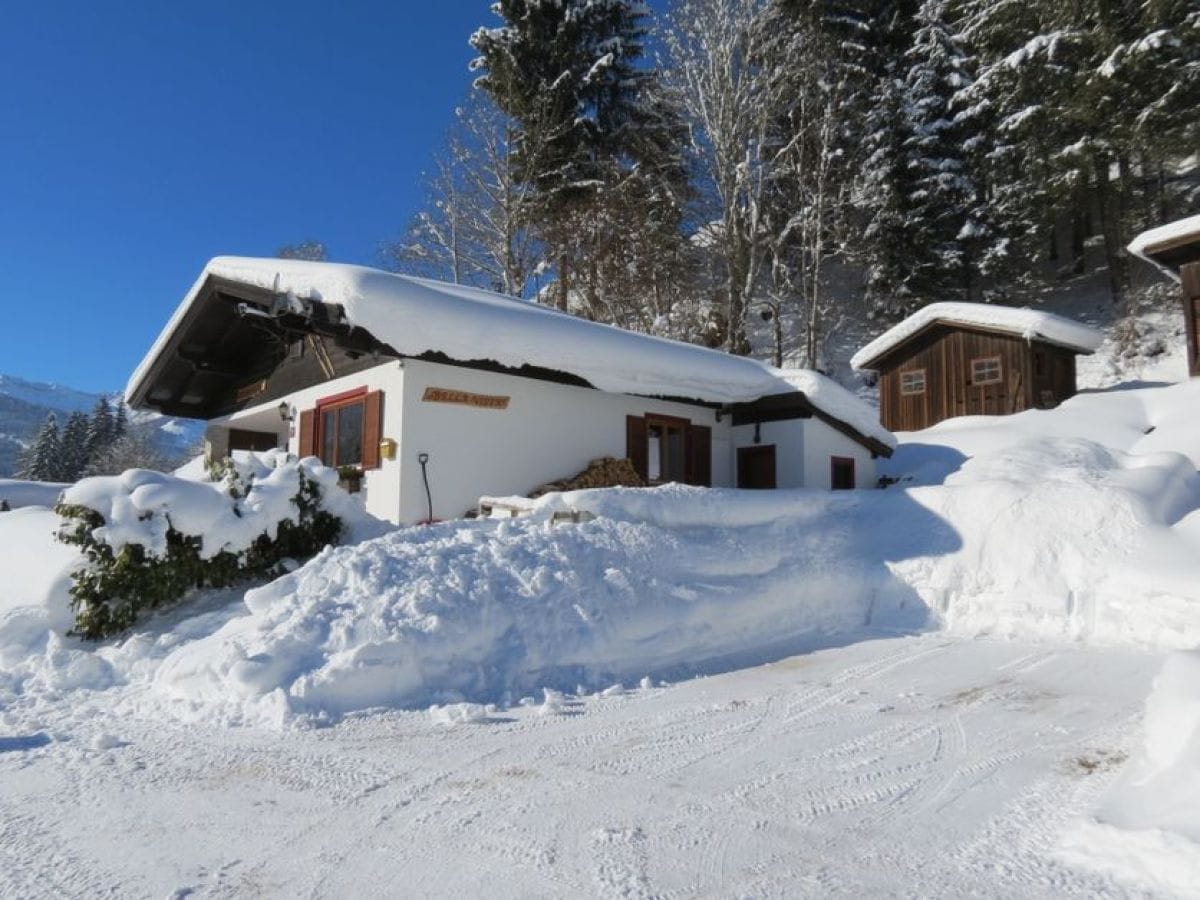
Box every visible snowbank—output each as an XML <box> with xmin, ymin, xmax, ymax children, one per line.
<box><xmin>0</xmin><ymin>478</ymin><xmax>70</xmax><ymax>510</ymax></box>
<box><xmin>851</xmin><ymin>301</ymin><xmax>1103</xmax><ymax>370</ymax></box>
<box><xmin>0</xmin><ymin>508</ymin><xmax>80</xmax><ymax>666</ymax></box>
<box><xmin>149</xmin><ymin>485</ymin><xmax>940</xmax><ymax>725</ymax></box>
<box><xmin>1060</xmin><ymin>650</ymin><xmax>1200</xmax><ymax>896</ymax></box>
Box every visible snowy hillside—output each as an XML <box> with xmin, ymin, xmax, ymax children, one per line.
<box><xmin>0</xmin><ymin>373</ymin><xmax>203</xmax><ymax>476</ymax></box>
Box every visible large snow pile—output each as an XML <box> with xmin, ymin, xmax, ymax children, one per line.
<box><xmin>0</xmin><ymin>478</ymin><xmax>70</xmax><ymax>510</ymax></box>
<box><xmin>851</xmin><ymin>301</ymin><xmax>1104</xmax><ymax>370</ymax></box>
<box><xmin>150</xmin><ymin>485</ymin><xmax>937</xmax><ymax>725</ymax></box>
<box><xmin>1060</xmin><ymin>650</ymin><xmax>1200</xmax><ymax>895</ymax></box>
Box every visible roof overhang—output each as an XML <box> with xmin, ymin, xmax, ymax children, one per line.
<box><xmin>126</xmin><ymin>274</ymin><xmax>385</xmax><ymax>419</ymax></box>
<box><xmin>730</xmin><ymin>391</ymin><xmax>894</xmax><ymax>458</ymax></box>
<box><xmin>854</xmin><ymin>319</ymin><xmax>1096</xmax><ymax>373</ymax></box>
<box><xmin>1128</xmin><ymin>215</ymin><xmax>1200</xmax><ymax>283</ymax></box>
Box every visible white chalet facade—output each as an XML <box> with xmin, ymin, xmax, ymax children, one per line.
<box><xmin>126</xmin><ymin>258</ymin><xmax>895</xmax><ymax>524</ymax></box>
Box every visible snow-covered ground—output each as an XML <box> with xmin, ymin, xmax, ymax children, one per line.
<box><xmin>0</xmin><ymin>633</ymin><xmax>1163</xmax><ymax>898</ymax></box>
<box><xmin>3</xmin><ymin>359</ymin><xmax>1200</xmax><ymax>893</ymax></box>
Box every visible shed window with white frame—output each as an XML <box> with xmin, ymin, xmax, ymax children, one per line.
<box><xmin>970</xmin><ymin>356</ymin><xmax>1002</xmax><ymax>385</ymax></box>
<box><xmin>899</xmin><ymin>369</ymin><xmax>926</xmax><ymax>395</ymax></box>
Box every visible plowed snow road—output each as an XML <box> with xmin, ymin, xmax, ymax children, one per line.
<box><xmin>0</xmin><ymin>633</ymin><xmax>1161</xmax><ymax>897</ymax></box>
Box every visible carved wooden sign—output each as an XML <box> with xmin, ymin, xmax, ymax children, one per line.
<box><xmin>421</xmin><ymin>386</ymin><xmax>510</xmax><ymax>410</ymax></box>
<box><xmin>235</xmin><ymin>379</ymin><xmax>267</xmax><ymax>403</ymax></box>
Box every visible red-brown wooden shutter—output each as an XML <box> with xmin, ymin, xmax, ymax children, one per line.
<box><xmin>361</xmin><ymin>390</ymin><xmax>384</xmax><ymax>469</ymax></box>
<box><xmin>626</xmin><ymin>415</ymin><xmax>647</xmax><ymax>482</ymax></box>
<box><xmin>298</xmin><ymin>408</ymin><xmax>316</xmax><ymax>458</ymax></box>
<box><xmin>686</xmin><ymin>424</ymin><xmax>712</xmax><ymax>487</ymax></box>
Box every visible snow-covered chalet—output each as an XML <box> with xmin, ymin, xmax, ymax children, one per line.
<box><xmin>126</xmin><ymin>257</ymin><xmax>894</xmax><ymax>524</ymax></box>
<box><xmin>852</xmin><ymin>302</ymin><xmax>1103</xmax><ymax>432</ymax></box>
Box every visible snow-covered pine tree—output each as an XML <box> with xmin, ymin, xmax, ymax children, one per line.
<box><xmin>17</xmin><ymin>413</ymin><xmax>61</xmax><ymax>482</ymax></box>
<box><xmin>112</xmin><ymin>399</ymin><xmax>128</xmax><ymax>442</ymax></box>
<box><xmin>84</xmin><ymin>396</ymin><xmax>115</xmax><ymax>464</ymax></box>
<box><xmin>899</xmin><ymin>0</ymin><xmax>983</xmax><ymax>306</ymax></box>
<box><xmin>471</xmin><ymin>0</ymin><xmax>689</xmax><ymax>324</ymax></box>
<box><xmin>59</xmin><ymin>411</ymin><xmax>90</xmax><ymax>482</ymax></box>
<box><xmin>857</xmin><ymin>68</ymin><xmax>919</xmax><ymax>321</ymax></box>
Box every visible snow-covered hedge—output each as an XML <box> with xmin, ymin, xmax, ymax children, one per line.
<box><xmin>55</xmin><ymin>453</ymin><xmax>347</xmax><ymax>640</ymax></box>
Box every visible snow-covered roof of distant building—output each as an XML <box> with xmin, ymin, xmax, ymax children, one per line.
<box><xmin>1128</xmin><ymin>214</ymin><xmax>1200</xmax><ymax>283</ymax></box>
<box><xmin>851</xmin><ymin>302</ymin><xmax>1103</xmax><ymax>371</ymax></box>
<box><xmin>125</xmin><ymin>257</ymin><xmax>894</xmax><ymax>452</ymax></box>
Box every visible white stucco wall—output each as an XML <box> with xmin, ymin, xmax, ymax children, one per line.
<box><xmin>803</xmin><ymin>417</ymin><xmax>878</xmax><ymax>489</ymax></box>
<box><xmin>212</xmin><ymin>358</ymin><xmax>881</xmax><ymax>525</ymax></box>
<box><xmin>730</xmin><ymin>416</ymin><xmax>878</xmax><ymax>490</ymax></box>
<box><xmin>397</xmin><ymin>359</ymin><xmax>726</xmax><ymax>523</ymax></box>
<box><xmin>214</xmin><ymin>361</ymin><xmax>406</xmax><ymax>523</ymax></box>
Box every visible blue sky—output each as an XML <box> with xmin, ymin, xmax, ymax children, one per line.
<box><xmin>0</xmin><ymin>2</ymin><xmax>497</xmax><ymax>393</ymax></box>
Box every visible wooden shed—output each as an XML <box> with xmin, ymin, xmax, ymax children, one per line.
<box><xmin>1129</xmin><ymin>215</ymin><xmax>1200</xmax><ymax>377</ymax></box>
<box><xmin>851</xmin><ymin>302</ymin><xmax>1103</xmax><ymax>432</ymax></box>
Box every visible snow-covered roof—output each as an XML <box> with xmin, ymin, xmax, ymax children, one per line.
<box><xmin>128</xmin><ymin>257</ymin><xmax>894</xmax><ymax>453</ymax></box>
<box><xmin>1128</xmin><ymin>214</ymin><xmax>1200</xmax><ymax>283</ymax></box>
<box><xmin>774</xmin><ymin>369</ymin><xmax>896</xmax><ymax>450</ymax></box>
<box><xmin>128</xmin><ymin>257</ymin><xmax>787</xmax><ymax>407</ymax></box>
<box><xmin>851</xmin><ymin>302</ymin><xmax>1103</xmax><ymax>371</ymax></box>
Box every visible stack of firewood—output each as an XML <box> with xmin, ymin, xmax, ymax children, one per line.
<box><xmin>528</xmin><ymin>457</ymin><xmax>644</xmax><ymax>498</ymax></box>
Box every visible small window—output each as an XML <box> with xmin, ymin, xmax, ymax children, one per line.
<box><xmin>971</xmin><ymin>356</ymin><xmax>1003</xmax><ymax>385</ymax></box>
<box><xmin>317</xmin><ymin>394</ymin><xmax>366</xmax><ymax>467</ymax></box>
<box><xmin>900</xmin><ymin>369</ymin><xmax>926</xmax><ymax>395</ymax></box>
<box><xmin>831</xmin><ymin>456</ymin><xmax>856</xmax><ymax>490</ymax></box>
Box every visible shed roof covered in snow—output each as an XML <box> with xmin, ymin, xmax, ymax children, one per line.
<box><xmin>1128</xmin><ymin>215</ymin><xmax>1200</xmax><ymax>283</ymax></box>
<box><xmin>126</xmin><ymin>257</ymin><xmax>894</xmax><ymax>453</ymax></box>
<box><xmin>851</xmin><ymin>302</ymin><xmax>1103</xmax><ymax>372</ymax></box>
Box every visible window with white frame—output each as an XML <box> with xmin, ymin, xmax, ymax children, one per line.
<box><xmin>971</xmin><ymin>356</ymin><xmax>1002</xmax><ymax>385</ymax></box>
<box><xmin>900</xmin><ymin>369</ymin><xmax>927</xmax><ymax>395</ymax></box>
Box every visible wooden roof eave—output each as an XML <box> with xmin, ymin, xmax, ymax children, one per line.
<box><xmin>732</xmin><ymin>391</ymin><xmax>894</xmax><ymax>459</ymax></box>
<box><xmin>857</xmin><ymin>319</ymin><xmax>1095</xmax><ymax>372</ymax></box>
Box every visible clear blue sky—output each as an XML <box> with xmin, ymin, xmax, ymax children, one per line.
<box><xmin>0</xmin><ymin>2</ymin><xmax>496</xmax><ymax>393</ymax></box>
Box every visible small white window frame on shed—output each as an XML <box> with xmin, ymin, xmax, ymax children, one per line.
<box><xmin>899</xmin><ymin>369</ymin><xmax>927</xmax><ymax>395</ymax></box>
<box><xmin>970</xmin><ymin>356</ymin><xmax>1003</xmax><ymax>386</ymax></box>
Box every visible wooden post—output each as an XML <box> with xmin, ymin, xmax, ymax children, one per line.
<box><xmin>1182</xmin><ymin>262</ymin><xmax>1200</xmax><ymax>378</ymax></box>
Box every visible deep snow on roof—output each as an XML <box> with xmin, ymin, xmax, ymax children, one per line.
<box><xmin>851</xmin><ymin>302</ymin><xmax>1103</xmax><ymax>371</ymax></box>
<box><xmin>128</xmin><ymin>257</ymin><xmax>892</xmax><ymax>447</ymax></box>
<box><xmin>774</xmin><ymin>369</ymin><xmax>895</xmax><ymax>449</ymax></box>
<box><xmin>1128</xmin><ymin>214</ymin><xmax>1200</xmax><ymax>283</ymax></box>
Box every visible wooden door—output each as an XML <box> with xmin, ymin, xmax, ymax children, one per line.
<box><xmin>737</xmin><ymin>445</ymin><xmax>776</xmax><ymax>489</ymax></box>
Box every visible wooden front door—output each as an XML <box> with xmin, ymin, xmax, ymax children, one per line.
<box><xmin>737</xmin><ymin>445</ymin><xmax>776</xmax><ymax>489</ymax></box>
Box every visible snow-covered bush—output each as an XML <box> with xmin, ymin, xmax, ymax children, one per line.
<box><xmin>55</xmin><ymin>454</ymin><xmax>344</xmax><ymax>640</ymax></box>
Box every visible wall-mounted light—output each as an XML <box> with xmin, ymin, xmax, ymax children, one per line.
<box><xmin>278</xmin><ymin>401</ymin><xmax>294</xmax><ymax>422</ymax></box>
